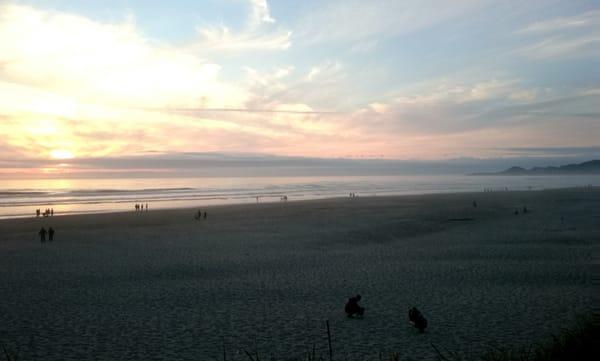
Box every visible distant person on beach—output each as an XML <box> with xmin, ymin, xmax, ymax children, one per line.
<box><xmin>39</xmin><ymin>227</ymin><xmax>47</xmax><ymax>243</ymax></box>
<box><xmin>48</xmin><ymin>227</ymin><xmax>55</xmax><ymax>241</ymax></box>
<box><xmin>50</xmin><ymin>208</ymin><xmax>54</xmax><ymax>216</ymax></box>
<box><xmin>408</xmin><ymin>307</ymin><xmax>427</xmax><ymax>333</ymax></box>
<box><xmin>472</xmin><ymin>200</ymin><xmax>477</xmax><ymax>208</ymax></box>
<box><xmin>345</xmin><ymin>295</ymin><xmax>365</xmax><ymax>317</ymax></box>
<box><xmin>135</xmin><ymin>204</ymin><xmax>139</xmax><ymax>211</ymax></box>
<box><xmin>195</xmin><ymin>210</ymin><xmax>202</xmax><ymax>220</ymax></box>
<box><xmin>203</xmin><ymin>211</ymin><xmax>207</xmax><ymax>219</ymax></box>
<box><xmin>36</xmin><ymin>209</ymin><xmax>40</xmax><ymax>217</ymax></box>
<box><xmin>145</xmin><ymin>203</ymin><xmax>148</xmax><ymax>211</ymax></box>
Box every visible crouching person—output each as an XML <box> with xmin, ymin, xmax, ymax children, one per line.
<box><xmin>409</xmin><ymin>307</ymin><xmax>427</xmax><ymax>333</ymax></box>
<box><xmin>345</xmin><ymin>295</ymin><xmax>365</xmax><ymax>318</ymax></box>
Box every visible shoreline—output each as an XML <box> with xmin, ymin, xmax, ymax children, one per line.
<box><xmin>1</xmin><ymin>184</ymin><xmax>597</xmax><ymax>223</ymax></box>
<box><xmin>2</xmin><ymin>173</ymin><xmax>599</xmax><ymax>220</ymax></box>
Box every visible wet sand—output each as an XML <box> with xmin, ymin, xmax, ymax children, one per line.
<box><xmin>0</xmin><ymin>188</ymin><xmax>597</xmax><ymax>360</ymax></box>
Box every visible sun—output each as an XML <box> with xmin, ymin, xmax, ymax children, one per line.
<box><xmin>50</xmin><ymin>149</ymin><xmax>75</xmax><ymax>160</ymax></box>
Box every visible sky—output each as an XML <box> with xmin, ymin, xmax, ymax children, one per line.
<box><xmin>0</xmin><ymin>0</ymin><xmax>599</xmax><ymax>176</ymax></box>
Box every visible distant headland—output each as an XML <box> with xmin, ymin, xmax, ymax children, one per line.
<box><xmin>471</xmin><ymin>160</ymin><xmax>600</xmax><ymax>176</ymax></box>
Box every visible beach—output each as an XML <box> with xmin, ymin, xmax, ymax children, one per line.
<box><xmin>0</xmin><ymin>188</ymin><xmax>597</xmax><ymax>360</ymax></box>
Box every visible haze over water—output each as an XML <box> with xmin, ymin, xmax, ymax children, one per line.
<box><xmin>2</xmin><ymin>174</ymin><xmax>599</xmax><ymax>219</ymax></box>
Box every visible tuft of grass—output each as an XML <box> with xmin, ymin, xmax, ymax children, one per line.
<box><xmin>1</xmin><ymin>343</ymin><xmax>18</xmax><ymax>361</ymax></box>
<box><xmin>432</xmin><ymin>314</ymin><xmax>599</xmax><ymax>361</ymax></box>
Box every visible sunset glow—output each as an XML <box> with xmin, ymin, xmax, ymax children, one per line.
<box><xmin>50</xmin><ymin>150</ymin><xmax>75</xmax><ymax>160</ymax></box>
<box><xmin>0</xmin><ymin>1</ymin><xmax>598</xmax><ymax>176</ymax></box>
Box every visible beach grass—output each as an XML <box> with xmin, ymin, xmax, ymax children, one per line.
<box><xmin>432</xmin><ymin>314</ymin><xmax>599</xmax><ymax>361</ymax></box>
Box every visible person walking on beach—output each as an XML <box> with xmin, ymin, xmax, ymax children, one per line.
<box><xmin>345</xmin><ymin>294</ymin><xmax>365</xmax><ymax>317</ymax></box>
<box><xmin>145</xmin><ymin>203</ymin><xmax>148</xmax><ymax>211</ymax></box>
<box><xmin>48</xmin><ymin>227</ymin><xmax>55</xmax><ymax>242</ymax></box>
<box><xmin>36</xmin><ymin>209</ymin><xmax>40</xmax><ymax>217</ymax></box>
<box><xmin>50</xmin><ymin>208</ymin><xmax>54</xmax><ymax>216</ymax></box>
<box><xmin>203</xmin><ymin>211</ymin><xmax>207</xmax><ymax>219</ymax></box>
<box><xmin>38</xmin><ymin>227</ymin><xmax>47</xmax><ymax>243</ymax></box>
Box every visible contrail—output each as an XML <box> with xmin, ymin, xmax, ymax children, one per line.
<box><xmin>143</xmin><ymin>107</ymin><xmax>342</xmax><ymax>115</ymax></box>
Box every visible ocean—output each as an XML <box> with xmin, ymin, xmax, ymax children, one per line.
<box><xmin>1</xmin><ymin>174</ymin><xmax>598</xmax><ymax>219</ymax></box>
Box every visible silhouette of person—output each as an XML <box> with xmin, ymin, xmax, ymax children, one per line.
<box><xmin>48</xmin><ymin>227</ymin><xmax>55</xmax><ymax>241</ymax></box>
<box><xmin>36</xmin><ymin>209</ymin><xmax>40</xmax><ymax>217</ymax></box>
<box><xmin>203</xmin><ymin>211</ymin><xmax>207</xmax><ymax>219</ymax></box>
<box><xmin>345</xmin><ymin>295</ymin><xmax>365</xmax><ymax>317</ymax></box>
<box><xmin>39</xmin><ymin>227</ymin><xmax>47</xmax><ymax>243</ymax></box>
<box><xmin>50</xmin><ymin>208</ymin><xmax>54</xmax><ymax>216</ymax></box>
<box><xmin>472</xmin><ymin>200</ymin><xmax>477</xmax><ymax>208</ymax></box>
<box><xmin>408</xmin><ymin>307</ymin><xmax>427</xmax><ymax>333</ymax></box>
<box><xmin>145</xmin><ymin>203</ymin><xmax>148</xmax><ymax>211</ymax></box>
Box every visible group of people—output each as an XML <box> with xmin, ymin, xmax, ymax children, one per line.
<box><xmin>38</xmin><ymin>227</ymin><xmax>55</xmax><ymax>242</ymax></box>
<box><xmin>349</xmin><ymin>193</ymin><xmax>359</xmax><ymax>199</ymax></box>
<box><xmin>515</xmin><ymin>206</ymin><xmax>528</xmax><ymax>215</ymax></box>
<box><xmin>134</xmin><ymin>203</ymin><xmax>148</xmax><ymax>212</ymax></box>
<box><xmin>483</xmin><ymin>187</ymin><xmax>510</xmax><ymax>192</ymax></box>
<box><xmin>36</xmin><ymin>208</ymin><xmax>54</xmax><ymax>217</ymax></box>
<box><xmin>344</xmin><ymin>295</ymin><xmax>428</xmax><ymax>333</ymax></box>
<box><xmin>194</xmin><ymin>210</ymin><xmax>207</xmax><ymax>220</ymax></box>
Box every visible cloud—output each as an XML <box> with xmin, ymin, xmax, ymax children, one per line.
<box><xmin>240</xmin><ymin>60</ymin><xmax>352</xmax><ymax>112</ymax></box>
<box><xmin>519</xmin><ymin>10</ymin><xmax>600</xmax><ymax>34</ymax></box>
<box><xmin>193</xmin><ymin>0</ymin><xmax>291</xmax><ymax>51</ymax></box>
<box><xmin>516</xmin><ymin>35</ymin><xmax>600</xmax><ymax>59</ymax></box>
<box><xmin>307</xmin><ymin>61</ymin><xmax>344</xmax><ymax>81</ymax></box>
<box><xmin>516</xmin><ymin>10</ymin><xmax>600</xmax><ymax>59</ymax></box>
<box><xmin>249</xmin><ymin>0</ymin><xmax>275</xmax><ymax>26</ymax></box>
<box><xmin>338</xmin><ymin>76</ymin><xmax>599</xmax><ymax>154</ymax></box>
<box><xmin>0</xmin><ymin>2</ymin><xmax>598</xmax><ymax>164</ymax></box>
<box><xmin>0</xmin><ymin>4</ymin><xmax>246</xmax><ymax>108</ymax></box>
<box><xmin>0</xmin><ymin>4</ymin><xmax>268</xmax><ymax>158</ymax></box>
<box><xmin>193</xmin><ymin>25</ymin><xmax>291</xmax><ymax>51</ymax></box>
<box><xmin>295</xmin><ymin>0</ymin><xmax>489</xmax><ymax>44</ymax></box>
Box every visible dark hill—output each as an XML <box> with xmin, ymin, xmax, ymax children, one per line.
<box><xmin>471</xmin><ymin>160</ymin><xmax>600</xmax><ymax>175</ymax></box>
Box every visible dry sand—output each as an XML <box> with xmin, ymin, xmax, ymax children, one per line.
<box><xmin>0</xmin><ymin>188</ymin><xmax>597</xmax><ymax>360</ymax></box>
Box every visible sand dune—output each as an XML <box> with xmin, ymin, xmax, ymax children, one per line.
<box><xmin>0</xmin><ymin>188</ymin><xmax>597</xmax><ymax>360</ymax></box>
